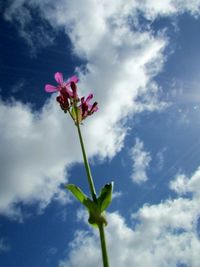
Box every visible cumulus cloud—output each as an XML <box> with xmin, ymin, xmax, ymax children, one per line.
<box><xmin>59</xmin><ymin>167</ymin><xmax>200</xmax><ymax>267</ymax></box>
<box><xmin>130</xmin><ymin>138</ymin><xmax>151</xmax><ymax>184</ymax></box>
<box><xmin>0</xmin><ymin>98</ymin><xmax>69</xmax><ymax>218</ymax></box>
<box><xmin>2</xmin><ymin>0</ymin><xmax>200</xmax><ymax>218</ymax></box>
<box><xmin>170</xmin><ymin>167</ymin><xmax>200</xmax><ymax>197</ymax></box>
<box><xmin>0</xmin><ymin>0</ymin><xmax>168</xmax><ymax>218</ymax></box>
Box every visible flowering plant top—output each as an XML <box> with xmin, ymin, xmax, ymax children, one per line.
<box><xmin>45</xmin><ymin>72</ymin><xmax>98</xmax><ymax>123</ymax></box>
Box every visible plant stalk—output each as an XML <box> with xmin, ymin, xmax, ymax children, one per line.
<box><xmin>98</xmin><ymin>223</ymin><xmax>110</xmax><ymax>267</ymax></box>
<box><xmin>75</xmin><ymin>120</ymin><xmax>110</xmax><ymax>267</ymax></box>
<box><xmin>76</xmin><ymin>122</ymin><xmax>97</xmax><ymax>201</ymax></box>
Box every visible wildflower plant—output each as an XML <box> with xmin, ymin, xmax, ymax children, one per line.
<box><xmin>45</xmin><ymin>72</ymin><xmax>112</xmax><ymax>267</ymax></box>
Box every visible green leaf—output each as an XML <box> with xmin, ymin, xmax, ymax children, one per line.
<box><xmin>65</xmin><ymin>184</ymin><xmax>109</xmax><ymax>227</ymax></box>
<box><xmin>97</xmin><ymin>182</ymin><xmax>114</xmax><ymax>212</ymax></box>
<box><xmin>65</xmin><ymin>184</ymin><xmax>88</xmax><ymax>204</ymax></box>
<box><xmin>65</xmin><ymin>184</ymin><xmax>99</xmax><ymax>212</ymax></box>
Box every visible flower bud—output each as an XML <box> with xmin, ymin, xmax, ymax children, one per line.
<box><xmin>71</xmin><ymin>81</ymin><xmax>78</xmax><ymax>100</ymax></box>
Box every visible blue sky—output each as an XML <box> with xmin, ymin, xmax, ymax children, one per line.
<box><xmin>1</xmin><ymin>1</ymin><xmax>200</xmax><ymax>267</ymax></box>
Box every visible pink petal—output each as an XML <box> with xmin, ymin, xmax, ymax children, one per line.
<box><xmin>91</xmin><ymin>102</ymin><xmax>98</xmax><ymax>112</ymax></box>
<box><xmin>54</xmin><ymin>72</ymin><xmax>63</xmax><ymax>84</ymax></box>
<box><xmin>93</xmin><ymin>106</ymin><xmax>98</xmax><ymax>112</ymax></box>
<box><xmin>87</xmin><ymin>104</ymin><xmax>93</xmax><ymax>109</ymax></box>
<box><xmin>66</xmin><ymin>87</ymin><xmax>73</xmax><ymax>97</ymax></box>
<box><xmin>81</xmin><ymin>97</ymin><xmax>85</xmax><ymax>104</ymax></box>
<box><xmin>85</xmin><ymin>93</ymin><xmax>93</xmax><ymax>103</ymax></box>
<box><xmin>69</xmin><ymin>76</ymin><xmax>79</xmax><ymax>83</ymax></box>
<box><xmin>45</xmin><ymin>84</ymin><xmax>57</xmax><ymax>92</ymax></box>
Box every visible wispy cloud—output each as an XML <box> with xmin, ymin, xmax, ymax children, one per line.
<box><xmin>112</xmin><ymin>191</ymin><xmax>123</xmax><ymax>200</ymax></box>
<box><xmin>11</xmin><ymin>78</ymin><xmax>25</xmax><ymax>94</ymax></box>
<box><xmin>130</xmin><ymin>138</ymin><xmax>151</xmax><ymax>184</ymax></box>
<box><xmin>4</xmin><ymin>1</ymin><xmax>55</xmax><ymax>56</ymax></box>
<box><xmin>155</xmin><ymin>147</ymin><xmax>166</xmax><ymax>172</ymax></box>
<box><xmin>0</xmin><ymin>238</ymin><xmax>10</xmax><ymax>253</ymax></box>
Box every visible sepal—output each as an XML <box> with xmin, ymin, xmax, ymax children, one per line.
<box><xmin>65</xmin><ymin>182</ymin><xmax>113</xmax><ymax>227</ymax></box>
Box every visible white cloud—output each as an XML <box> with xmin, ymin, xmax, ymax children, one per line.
<box><xmin>0</xmin><ymin>98</ymin><xmax>70</xmax><ymax>218</ymax></box>
<box><xmin>154</xmin><ymin>147</ymin><xmax>166</xmax><ymax>172</ymax></box>
<box><xmin>4</xmin><ymin>1</ymin><xmax>55</xmax><ymax>56</ymax></box>
<box><xmin>0</xmin><ymin>0</ymin><xmax>169</xmax><ymax>218</ymax></box>
<box><xmin>134</xmin><ymin>0</ymin><xmax>200</xmax><ymax>19</ymax></box>
<box><xmin>112</xmin><ymin>191</ymin><xmax>123</xmax><ymax>199</ymax></box>
<box><xmin>59</xmin><ymin>167</ymin><xmax>200</xmax><ymax>267</ymax></box>
<box><xmin>130</xmin><ymin>138</ymin><xmax>151</xmax><ymax>184</ymax></box>
<box><xmin>170</xmin><ymin>167</ymin><xmax>200</xmax><ymax>197</ymax></box>
<box><xmin>2</xmin><ymin>0</ymin><xmax>200</xmax><ymax>217</ymax></box>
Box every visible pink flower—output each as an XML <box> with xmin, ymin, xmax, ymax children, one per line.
<box><xmin>45</xmin><ymin>72</ymin><xmax>79</xmax><ymax>97</ymax></box>
<box><xmin>45</xmin><ymin>72</ymin><xmax>79</xmax><ymax>113</ymax></box>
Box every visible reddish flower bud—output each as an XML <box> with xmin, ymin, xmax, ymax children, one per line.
<box><xmin>56</xmin><ymin>91</ymin><xmax>69</xmax><ymax>111</ymax></box>
<box><xmin>79</xmin><ymin>95</ymin><xmax>98</xmax><ymax>120</ymax></box>
<box><xmin>71</xmin><ymin>81</ymin><xmax>78</xmax><ymax>100</ymax></box>
<box><xmin>88</xmin><ymin>102</ymin><xmax>98</xmax><ymax>114</ymax></box>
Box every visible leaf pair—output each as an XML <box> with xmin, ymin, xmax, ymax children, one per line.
<box><xmin>65</xmin><ymin>182</ymin><xmax>113</xmax><ymax>227</ymax></box>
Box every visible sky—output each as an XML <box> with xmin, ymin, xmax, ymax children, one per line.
<box><xmin>1</xmin><ymin>1</ymin><xmax>200</xmax><ymax>267</ymax></box>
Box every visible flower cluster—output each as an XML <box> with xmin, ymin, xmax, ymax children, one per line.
<box><xmin>45</xmin><ymin>72</ymin><xmax>98</xmax><ymax>123</ymax></box>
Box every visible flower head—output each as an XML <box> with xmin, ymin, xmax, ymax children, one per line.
<box><xmin>44</xmin><ymin>72</ymin><xmax>98</xmax><ymax>122</ymax></box>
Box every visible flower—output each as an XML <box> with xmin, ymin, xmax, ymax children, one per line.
<box><xmin>45</xmin><ymin>72</ymin><xmax>79</xmax><ymax>97</ymax></box>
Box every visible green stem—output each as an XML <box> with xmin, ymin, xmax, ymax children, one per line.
<box><xmin>74</xmin><ymin>109</ymin><xmax>110</xmax><ymax>267</ymax></box>
<box><xmin>98</xmin><ymin>223</ymin><xmax>110</xmax><ymax>267</ymax></box>
<box><xmin>76</xmin><ymin>122</ymin><xmax>97</xmax><ymax>201</ymax></box>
